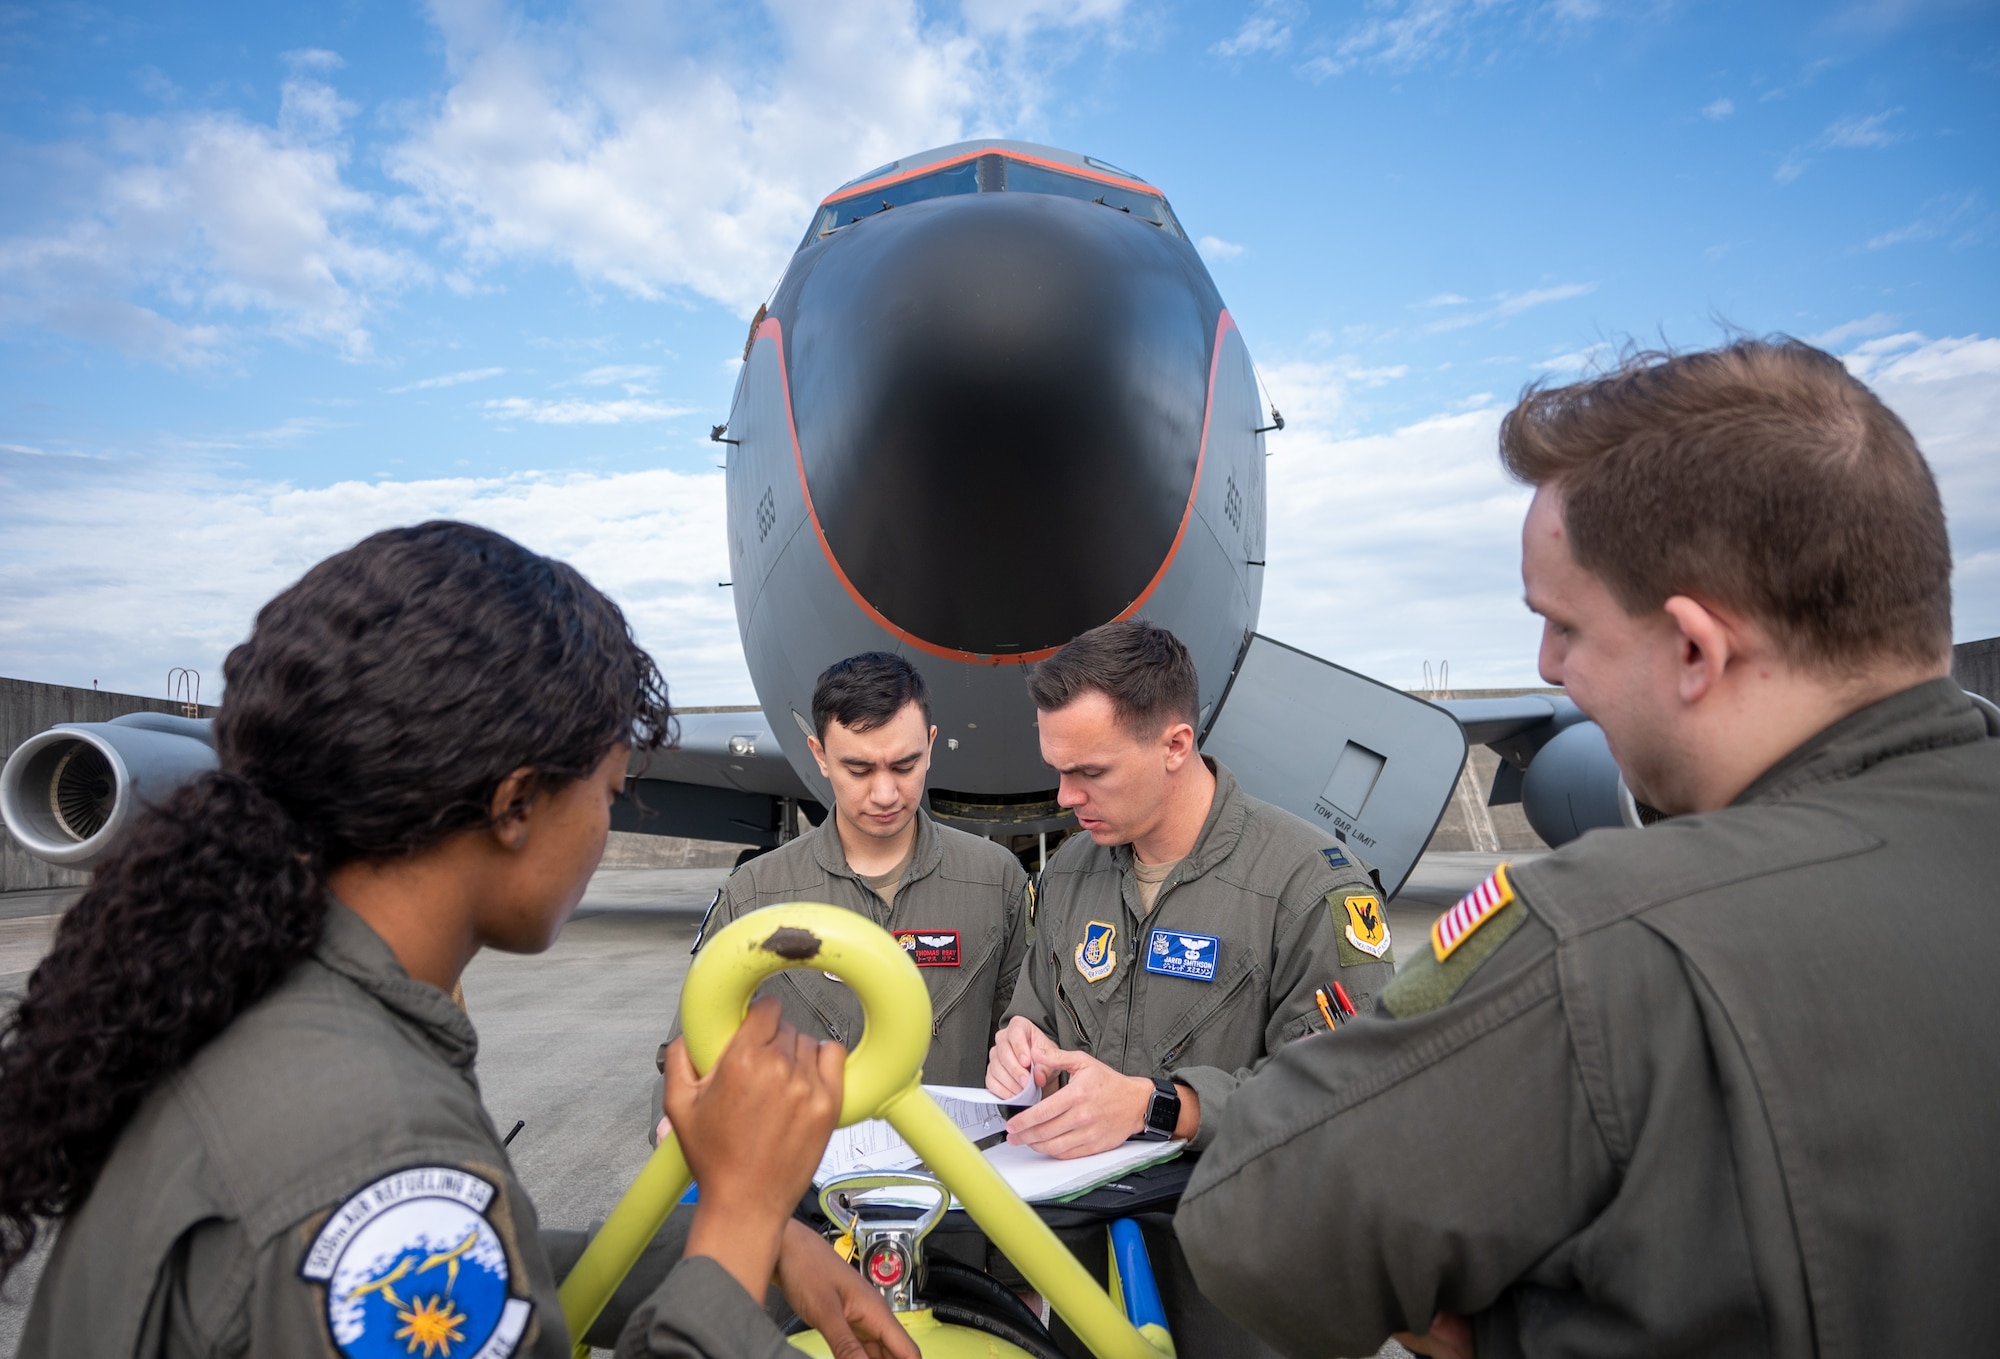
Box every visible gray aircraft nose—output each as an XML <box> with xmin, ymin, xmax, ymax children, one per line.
<box><xmin>783</xmin><ymin>189</ymin><xmax>1223</xmax><ymax>658</ymax></box>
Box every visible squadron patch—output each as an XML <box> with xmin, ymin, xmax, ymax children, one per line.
<box><xmin>1144</xmin><ymin>929</ymin><xmax>1219</xmax><ymax>982</ymax></box>
<box><xmin>1075</xmin><ymin>920</ymin><xmax>1118</xmax><ymax>983</ymax></box>
<box><xmin>301</xmin><ymin>1166</ymin><xmax>530</xmax><ymax>1359</ymax></box>
<box><xmin>1431</xmin><ymin>864</ymin><xmax>1515</xmax><ymax>961</ymax></box>
<box><xmin>894</xmin><ymin>929</ymin><xmax>961</xmax><ymax>967</ymax></box>
<box><xmin>1341</xmin><ymin>894</ymin><xmax>1392</xmax><ymax>959</ymax></box>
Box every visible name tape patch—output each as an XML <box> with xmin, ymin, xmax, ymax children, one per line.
<box><xmin>1145</xmin><ymin>929</ymin><xmax>1220</xmax><ymax>982</ymax></box>
<box><xmin>301</xmin><ymin>1166</ymin><xmax>530</xmax><ymax>1359</ymax></box>
<box><xmin>894</xmin><ymin>929</ymin><xmax>961</xmax><ymax>967</ymax></box>
<box><xmin>1431</xmin><ymin>864</ymin><xmax>1516</xmax><ymax>961</ymax></box>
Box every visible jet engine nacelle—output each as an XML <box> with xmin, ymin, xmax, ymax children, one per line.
<box><xmin>1518</xmin><ymin>719</ymin><xmax>1643</xmax><ymax>847</ymax></box>
<box><xmin>1</xmin><ymin>714</ymin><xmax>217</xmax><ymax>870</ymax></box>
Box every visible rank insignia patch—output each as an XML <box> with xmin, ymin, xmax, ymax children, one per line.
<box><xmin>1320</xmin><ymin>846</ymin><xmax>1350</xmax><ymax>870</ymax></box>
<box><xmin>1144</xmin><ymin>929</ymin><xmax>1219</xmax><ymax>982</ymax></box>
<box><xmin>1341</xmin><ymin>894</ymin><xmax>1391</xmax><ymax>959</ymax></box>
<box><xmin>894</xmin><ymin>929</ymin><xmax>961</xmax><ymax>967</ymax></box>
<box><xmin>1075</xmin><ymin>920</ymin><xmax>1118</xmax><ymax>983</ymax></box>
<box><xmin>1432</xmin><ymin>864</ymin><xmax>1516</xmax><ymax>961</ymax></box>
<box><xmin>301</xmin><ymin>1165</ymin><xmax>531</xmax><ymax>1359</ymax></box>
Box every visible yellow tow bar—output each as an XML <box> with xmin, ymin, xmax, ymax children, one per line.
<box><xmin>556</xmin><ymin>902</ymin><xmax>1174</xmax><ymax>1358</ymax></box>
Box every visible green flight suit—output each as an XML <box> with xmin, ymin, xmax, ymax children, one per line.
<box><xmin>1003</xmin><ymin>759</ymin><xmax>1394</xmax><ymax>1147</ymax></box>
<box><xmin>678</xmin><ymin>809</ymin><xmax>1030</xmax><ymax>1085</ymax></box>
<box><xmin>1003</xmin><ymin>758</ymin><xmax>1393</xmax><ymax>1359</ymax></box>
<box><xmin>20</xmin><ymin>902</ymin><xmax>792</xmax><ymax>1359</ymax></box>
<box><xmin>1179</xmin><ymin>678</ymin><xmax>2000</xmax><ymax>1358</ymax></box>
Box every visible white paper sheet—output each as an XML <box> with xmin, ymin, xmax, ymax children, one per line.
<box><xmin>813</xmin><ymin>1085</ymin><xmax>1182</xmax><ymax>1206</ymax></box>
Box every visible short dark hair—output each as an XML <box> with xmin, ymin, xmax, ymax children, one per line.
<box><xmin>1500</xmin><ymin>337</ymin><xmax>1953</xmax><ymax>672</ymax></box>
<box><xmin>1027</xmin><ymin>619</ymin><xmax>1199</xmax><ymax>738</ymax></box>
<box><xmin>812</xmin><ymin>652</ymin><xmax>933</xmax><ymax>740</ymax></box>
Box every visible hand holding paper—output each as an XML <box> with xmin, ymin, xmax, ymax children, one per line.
<box><xmin>1003</xmin><ymin>1046</ymin><xmax>1158</xmax><ymax>1160</ymax></box>
<box><xmin>986</xmin><ymin>1015</ymin><xmax>1061</xmax><ymax>1101</ymax></box>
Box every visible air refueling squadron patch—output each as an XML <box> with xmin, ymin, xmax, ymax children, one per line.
<box><xmin>1075</xmin><ymin>920</ymin><xmax>1118</xmax><ymax>983</ymax></box>
<box><xmin>1341</xmin><ymin>894</ymin><xmax>1392</xmax><ymax>959</ymax></box>
<box><xmin>301</xmin><ymin>1166</ymin><xmax>530</xmax><ymax>1359</ymax></box>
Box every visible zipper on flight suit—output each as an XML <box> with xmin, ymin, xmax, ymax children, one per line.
<box><xmin>1054</xmin><ymin>972</ymin><xmax>1089</xmax><ymax>1050</ymax></box>
<box><xmin>780</xmin><ymin>971</ymin><xmax>847</xmax><ymax>1041</ymax></box>
<box><xmin>1160</xmin><ymin>964</ymin><xmax>1255</xmax><ymax>1066</ymax></box>
<box><xmin>929</xmin><ymin>930</ymin><xmax>1001</xmax><ymax>1038</ymax></box>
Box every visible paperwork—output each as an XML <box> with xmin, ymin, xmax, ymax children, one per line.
<box><xmin>815</xmin><ymin>1084</ymin><xmax>1184</xmax><ymax>1205</ymax></box>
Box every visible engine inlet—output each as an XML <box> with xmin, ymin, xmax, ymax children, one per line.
<box><xmin>50</xmin><ymin>743</ymin><xmax>115</xmax><ymax>841</ymax></box>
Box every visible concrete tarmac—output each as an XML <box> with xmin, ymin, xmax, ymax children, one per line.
<box><xmin>0</xmin><ymin>854</ymin><xmax>1504</xmax><ymax>1355</ymax></box>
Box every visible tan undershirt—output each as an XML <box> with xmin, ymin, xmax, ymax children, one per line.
<box><xmin>860</xmin><ymin>839</ymin><xmax>917</xmax><ymax>906</ymax></box>
<box><xmin>1132</xmin><ymin>856</ymin><xmax>1181</xmax><ymax>915</ymax></box>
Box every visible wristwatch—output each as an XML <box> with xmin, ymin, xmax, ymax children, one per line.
<box><xmin>1137</xmin><ymin>1077</ymin><xmax>1182</xmax><ymax>1141</ymax></box>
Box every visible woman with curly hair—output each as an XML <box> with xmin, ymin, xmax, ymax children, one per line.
<box><xmin>0</xmin><ymin>522</ymin><xmax>913</xmax><ymax>1359</ymax></box>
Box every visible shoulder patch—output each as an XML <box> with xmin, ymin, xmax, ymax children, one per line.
<box><xmin>1336</xmin><ymin>893</ymin><xmax>1391</xmax><ymax>960</ymax></box>
<box><xmin>1431</xmin><ymin>864</ymin><xmax>1515</xmax><ymax>961</ymax></box>
<box><xmin>1320</xmin><ymin>845</ymin><xmax>1349</xmax><ymax>870</ymax></box>
<box><xmin>301</xmin><ymin>1166</ymin><xmax>531</xmax><ymax>1359</ymax></box>
<box><xmin>1075</xmin><ymin>920</ymin><xmax>1118</xmax><ymax>983</ymax></box>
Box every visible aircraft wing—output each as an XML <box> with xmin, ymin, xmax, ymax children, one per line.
<box><xmin>635</xmin><ymin>711</ymin><xmax>811</xmax><ymax>798</ymax></box>
<box><xmin>616</xmin><ymin>710</ymin><xmax>815</xmax><ymax>848</ymax></box>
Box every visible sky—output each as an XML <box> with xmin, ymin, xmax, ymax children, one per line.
<box><xmin>1</xmin><ymin>0</ymin><xmax>1995</xmax><ymax>704</ymax></box>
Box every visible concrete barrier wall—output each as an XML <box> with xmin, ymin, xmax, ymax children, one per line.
<box><xmin>1954</xmin><ymin>638</ymin><xmax>2000</xmax><ymax>706</ymax></box>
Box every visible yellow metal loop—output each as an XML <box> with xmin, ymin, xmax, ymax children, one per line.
<box><xmin>558</xmin><ymin>903</ymin><xmax>1168</xmax><ymax>1359</ymax></box>
<box><xmin>678</xmin><ymin>902</ymin><xmax>933</xmax><ymax>1128</ymax></box>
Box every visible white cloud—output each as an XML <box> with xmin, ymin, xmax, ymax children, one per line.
<box><xmin>1300</xmin><ymin>0</ymin><xmax>1542</xmax><ymax>80</ymax></box>
<box><xmin>1260</xmin><ymin>396</ymin><xmax>1540</xmax><ymax>687</ymax></box>
<box><xmin>1212</xmin><ymin>0</ymin><xmax>1307</xmax><ymax>57</ymax></box>
<box><xmin>1776</xmin><ymin>108</ymin><xmax>1902</xmax><ymax>183</ymax></box>
<box><xmin>1807</xmin><ymin>313</ymin><xmax>1897</xmax><ymax>347</ymax></box>
<box><xmin>1863</xmin><ymin>192</ymin><xmax>1984</xmax><ymax>250</ymax></box>
<box><xmin>1255</xmin><ymin>328</ymin><xmax>2000</xmax><ymax>689</ymax></box>
<box><xmin>1420</xmin><ymin>282</ymin><xmax>1597</xmax><ymax>333</ymax></box>
<box><xmin>482</xmin><ymin>396</ymin><xmax>694</xmax><ymax>424</ymax></box>
<box><xmin>1198</xmin><ymin>235</ymin><xmax>1246</xmax><ymax>262</ymax></box>
<box><xmin>567</xmin><ymin>364</ymin><xmax>663</xmax><ymax>389</ymax></box>
<box><xmin>386</xmin><ymin>0</ymin><xmax>1129</xmax><ymax>314</ymax></box>
<box><xmin>0</xmin><ymin>62</ymin><xmax>424</xmax><ymax>364</ymax></box>
<box><xmin>0</xmin><ymin>461</ymin><xmax>751</xmax><ymax>702</ymax></box>
<box><xmin>1701</xmin><ymin>97</ymin><xmax>1735</xmax><ymax>120</ymax></box>
<box><xmin>1840</xmin><ymin>332</ymin><xmax>2000</xmax><ymax>641</ymax></box>
<box><xmin>387</xmin><ymin>366</ymin><xmax>508</xmax><ymax>393</ymax></box>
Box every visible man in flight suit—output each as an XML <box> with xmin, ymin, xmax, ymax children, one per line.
<box><xmin>1178</xmin><ymin>338</ymin><xmax>2000</xmax><ymax>1357</ymax></box>
<box><xmin>986</xmin><ymin>618</ymin><xmax>1391</xmax><ymax>1357</ymax></box>
<box><xmin>674</xmin><ymin>652</ymin><xmax>1029</xmax><ymax>1085</ymax></box>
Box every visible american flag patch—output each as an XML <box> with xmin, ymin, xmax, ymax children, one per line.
<box><xmin>1431</xmin><ymin>864</ymin><xmax>1516</xmax><ymax>961</ymax></box>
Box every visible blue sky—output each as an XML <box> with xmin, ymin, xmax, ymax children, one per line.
<box><xmin>2</xmin><ymin>0</ymin><xmax>1995</xmax><ymax>702</ymax></box>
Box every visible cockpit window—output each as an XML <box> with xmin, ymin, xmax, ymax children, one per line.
<box><xmin>808</xmin><ymin>154</ymin><xmax>1184</xmax><ymax>244</ymax></box>
<box><xmin>998</xmin><ymin>160</ymin><xmax>1183</xmax><ymax>237</ymax></box>
<box><xmin>810</xmin><ymin>159</ymin><xmax>981</xmax><ymax>239</ymax></box>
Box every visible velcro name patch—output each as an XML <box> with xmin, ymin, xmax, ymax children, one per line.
<box><xmin>1431</xmin><ymin>864</ymin><xmax>1515</xmax><ymax>961</ymax></box>
<box><xmin>1144</xmin><ymin>929</ymin><xmax>1219</xmax><ymax>982</ymax></box>
<box><xmin>894</xmin><ymin>929</ymin><xmax>961</xmax><ymax>967</ymax></box>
